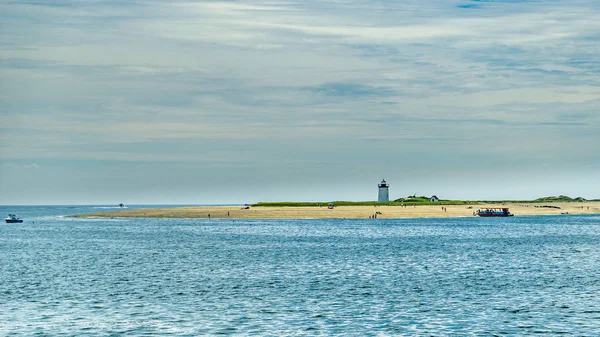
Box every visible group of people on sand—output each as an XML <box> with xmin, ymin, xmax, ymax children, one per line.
<box><xmin>369</xmin><ymin>211</ymin><xmax>383</xmax><ymax>219</ymax></box>
<box><xmin>441</xmin><ymin>207</ymin><xmax>447</xmax><ymax>212</ymax></box>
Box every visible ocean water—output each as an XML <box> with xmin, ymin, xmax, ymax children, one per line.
<box><xmin>1</xmin><ymin>206</ymin><xmax>599</xmax><ymax>336</ymax></box>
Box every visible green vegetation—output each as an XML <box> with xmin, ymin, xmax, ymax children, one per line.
<box><xmin>253</xmin><ymin>201</ymin><xmax>405</xmax><ymax>207</ymax></box>
<box><xmin>252</xmin><ymin>195</ymin><xmax>597</xmax><ymax>207</ymax></box>
<box><xmin>534</xmin><ymin>195</ymin><xmax>587</xmax><ymax>202</ymax></box>
<box><xmin>392</xmin><ymin>195</ymin><xmax>473</xmax><ymax>205</ymax></box>
<box><xmin>253</xmin><ymin>198</ymin><xmax>474</xmax><ymax>207</ymax></box>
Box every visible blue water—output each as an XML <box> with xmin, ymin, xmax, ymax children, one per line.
<box><xmin>1</xmin><ymin>206</ymin><xmax>599</xmax><ymax>335</ymax></box>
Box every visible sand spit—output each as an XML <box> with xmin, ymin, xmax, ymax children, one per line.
<box><xmin>75</xmin><ymin>202</ymin><xmax>600</xmax><ymax>219</ymax></box>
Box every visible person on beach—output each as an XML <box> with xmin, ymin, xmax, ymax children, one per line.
<box><xmin>208</xmin><ymin>213</ymin><xmax>211</xmax><ymax>218</ymax></box>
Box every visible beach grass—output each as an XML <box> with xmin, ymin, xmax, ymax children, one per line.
<box><xmin>252</xmin><ymin>195</ymin><xmax>595</xmax><ymax>207</ymax></box>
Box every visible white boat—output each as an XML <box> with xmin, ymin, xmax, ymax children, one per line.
<box><xmin>5</xmin><ymin>214</ymin><xmax>23</xmax><ymax>223</ymax></box>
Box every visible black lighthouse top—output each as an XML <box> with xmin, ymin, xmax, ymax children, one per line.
<box><xmin>378</xmin><ymin>179</ymin><xmax>388</xmax><ymax>188</ymax></box>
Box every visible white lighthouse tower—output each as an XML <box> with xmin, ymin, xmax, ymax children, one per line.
<box><xmin>378</xmin><ymin>179</ymin><xmax>389</xmax><ymax>202</ymax></box>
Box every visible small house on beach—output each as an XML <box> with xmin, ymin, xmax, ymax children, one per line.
<box><xmin>430</xmin><ymin>195</ymin><xmax>440</xmax><ymax>202</ymax></box>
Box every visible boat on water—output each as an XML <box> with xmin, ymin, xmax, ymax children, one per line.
<box><xmin>475</xmin><ymin>208</ymin><xmax>513</xmax><ymax>217</ymax></box>
<box><xmin>119</xmin><ymin>203</ymin><xmax>125</xmax><ymax>208</ymax></box>
<box><xmin>5</xmin><ymin>214</ymin><xmax>23</xmax><ymax>223</ymax></box>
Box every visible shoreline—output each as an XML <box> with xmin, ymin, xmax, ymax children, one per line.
<box><xmin>75</xmin><ymin>202</ymin><xmax>600</xmax><ymax>219</ymax></box>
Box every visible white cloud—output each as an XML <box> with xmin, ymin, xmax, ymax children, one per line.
<box><xmin>1</xmin><ymin>0</ymin><xmax>599</xmax><ymax>203</ymax></box>
<box><xmin>1</xmin><ymin>163</ymin><xmax>40</xmax><ymax>169</ymax></box>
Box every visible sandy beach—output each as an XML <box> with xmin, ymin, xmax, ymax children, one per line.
<box><xmin>77</xmin><ymin>202</ymin><xmax>600</xmax><ymax>219</ymax></box>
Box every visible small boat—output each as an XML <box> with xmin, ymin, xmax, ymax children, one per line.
<box><xmin>474</xmin><ymin>208</ymin><xmax>514</xmax><ymax>217</ymax></box>
<box><xmin>5</xmin><ymin>214</ymin><xmax>23</xmax><ymax>223</ymax></box>
<box><xmin>119</xmin><ymin>203</ymin><xmax>125</xmax><ymax>208</ymax></box>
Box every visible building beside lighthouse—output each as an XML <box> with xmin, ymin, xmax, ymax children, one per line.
<box><xmin>378</xmin><ymin>179</ymin><xmax>389</xmax><ymax>202</ymax></box>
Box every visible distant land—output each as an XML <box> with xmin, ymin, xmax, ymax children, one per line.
<box><xmin>252</xmin><ymin>195</ymin><xmax>600</xmax><ymax>207</ymax></box>
<box><xmin>76</xmin><ymin>196</ymin><xmax>600</xmax><ymax>219</ymax></box>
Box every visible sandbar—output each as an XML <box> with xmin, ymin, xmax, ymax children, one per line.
<box><xmin>76</xmin><ymin>202</ymin><xmax>600</xmax><ymax>219</ymax></box>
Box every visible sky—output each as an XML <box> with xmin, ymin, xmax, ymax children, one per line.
<box><xmin>1</xmin><ymin>0</ymin><xmax>599</xmax><ymax>205</ymax></box>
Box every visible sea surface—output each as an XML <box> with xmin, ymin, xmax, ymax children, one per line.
<box><xmin>1</xmin><ymin>205</ymin><xmax>599</xmax><ymax>336</ymax></box>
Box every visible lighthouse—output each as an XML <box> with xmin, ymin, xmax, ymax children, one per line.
<box><xmin>378</xmin><ymin>179</ymin><xmax>389</xmax><ymax>202</ymax></box>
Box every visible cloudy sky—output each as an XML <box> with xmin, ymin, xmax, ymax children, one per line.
<box><xmin>1</xmin><ymin>0</ymin><xmax>599</xmax><ymax>205</ymax></box>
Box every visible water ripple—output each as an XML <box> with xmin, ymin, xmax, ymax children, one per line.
<box><xmin>1</xmin><ymin>206</ymin><xmax>599</xmax><ymax>335</ymax></box>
